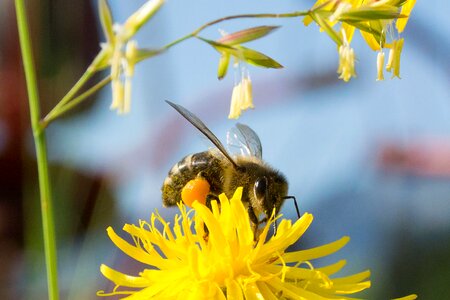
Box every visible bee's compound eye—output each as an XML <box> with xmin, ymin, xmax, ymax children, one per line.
<box><xmin>181</xmin><ymin>178</ymin><xmax>210</xmax><ymax>207</ymax></box>
<box><xmin>254</xmin><ymin>177</ymin><xmax>267</xmax><ymax>200</ymax></box>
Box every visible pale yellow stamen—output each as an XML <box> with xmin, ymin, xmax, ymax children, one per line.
<box><xmin>386</xmin><ymin>38</ymin><xmax>404</xmax><ymax>79</ymax></box>
<box><xmin>110</xmin><ymin>80</ymin><xmax>124</xmax><ymax>113</ymax></box>
<box><xmin>337</xmin><ymin>29</ymin><xmax>356</xmax><ymax>82</ymax></box>
<box><xmin>337</xmin><ymin>44</ymin><xmax>356</xmax><ymax>82</ymax></box>
<box><xmin>376</xmin><ymin>51</ymin><xmax>385</xmax><ymax>81</ymax></box>
<box><xmin>228</xmin><ymin>70</ymin><xmax>254</xmax><ymax>119</ymax></box>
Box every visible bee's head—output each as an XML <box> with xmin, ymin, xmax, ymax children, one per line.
<box><xmin>253</xmin><ymin>172</ymin><xmax>288</xmax><ymax>218</ymax></box>
<box><xmin>232</xmin><ymin>158</ymin><xmax>289</xmax><ymax>222</ymax></box>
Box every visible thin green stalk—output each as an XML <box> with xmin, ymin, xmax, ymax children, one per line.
<box><xmin>162</xmin><ymin>11</ymin><xmax>309</xmax><ymax>50</ymax></box>
<box><xmin>43</xmin><ymin>75</ymin><xmax>112</xmax><ymax>126</ymax></box>
<box><xmin>191</xmin><ymin>11</ymin><xmax>309</xmax><ymax>36</ymax></box>
<box><xmin>48</xmin><ymin>50</ymin><xmax>107</xmax><ymax>117</ymax></box>
<box><xmin>161</xmin><ymin>33</ymin><xmax>195</xmax><ymax>50</ymax></box>
<box><xmin>15</xmin><ymin>1</ymin><xmax>59</xmax><ymax>299</ymax></box>
<box><xmin>51</xmin><ymin>69</ymin><xmax>95</xmax><ymax>112</ymax></box>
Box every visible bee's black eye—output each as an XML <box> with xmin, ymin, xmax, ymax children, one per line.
<box><xmin>254</xmin><ymin>177</ymin><xmax>267</xmax><ymax>200</ymax></box>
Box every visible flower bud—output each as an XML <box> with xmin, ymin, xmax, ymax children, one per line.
<box><xmin>217</xmin><ymin>52</ymin><xmax>230</xmax><ymax>80</ymax></box>
<box><xmin>122</xmin><ymin>0</ymin><xmax>165</xmax><ymax>40</ymax></box>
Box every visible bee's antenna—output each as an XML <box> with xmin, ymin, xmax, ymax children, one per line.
<box><xmin>283</xmin><ymin>196</ymin><xmax>300</xmax><ymax>219</ymax></box>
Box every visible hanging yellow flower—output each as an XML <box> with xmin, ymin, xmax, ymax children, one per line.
<box><xmin>97</xmin><ymin>0</ymin><xmax>165</xmax><ymax>114</ymax></box>
<box><xmin>229</xmin><ymin>67</ymin><xmax>254</xmax><ymax>119</ymax></box>
<box><xmin>97</xmin><ymin>187</ymin><xmax>385</xmax><ymax>299</ymax></box>
<box><xmin>304</xmin><ymin>0</ymin><xmax>416</xmax><ymax>82</ymax></box>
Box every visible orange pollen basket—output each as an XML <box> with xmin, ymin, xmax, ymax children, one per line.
<box><xmin>181</xmin><ymin>178</ymin><xmax>210</xmax><ymax>207</ymax></box>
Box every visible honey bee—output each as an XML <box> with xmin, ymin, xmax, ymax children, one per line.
<box><xmin>162</xmin><ymin>101</ymin><xmax>299</xmax><ymax>229</ymax></box>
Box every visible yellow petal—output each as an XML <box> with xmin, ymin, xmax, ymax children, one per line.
<box><xmin>360</xmin><ymin>30</ymin><xmax>381</xmax><ymax>51</ymax></box>
<box><xmin>332</xmin><ymin>270</ymin><xmax>371</xmax><ymax>285</ymax></box>
<box><xmin>392</xmin><ymin>295</ymin><xmax>418</xmax><ymax>300</ymax></box>
<box><xmin>226</xmin><ymin>279</ymin><xmax>244</xmax><ymax>300</ymax></box>
<box><xmin>106</xmin><ymin>226</ymin><xmax>169</xmax><ymax>268</ymax></box>
<box><xmin>242</xmin><ymin>282</ymin><xmax>264</xmax><ymax>300</ymax></box>
<box><xmin>255</xmin><ymin>282</ymin><xmax>278</xmax><ymax>300</ymax></box>
<box><xmin>256</xmin><ymin>215</ymin><xmax>312</xmax><ymax>264</ymax></box>
<box><xmin>316</xmin><ymin>259</ymin><xmax>347</xmax><ymax>276</ymax></box>
<box><xmin>332</xmin><ymin>280</ymin><xmax>371</xmax><ymax>294</ymax></box>
<box><xmin>266</xmin><ymin>276</ymin><xmax>323</xmax><ymax>300</ymax></box>
<box><xmin>192</xmin><ymin>201</ymin><xmax>229</xmax><ymax>256</ymax></box>
<box><xmin>396</xmin><ymin>0</ymin><xmax>416</xmax><ymax>33</ymax></box>
<box><xmin>282</xmin><ymin>236</ymin><xmax>350</xmax><ymax>263</ymax></box>
<box><xmin>100</xmin><ymin>264</ymin><xmax>150</xmax><ymax>287</ymax></box>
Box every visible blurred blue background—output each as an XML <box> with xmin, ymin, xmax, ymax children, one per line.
<box><xmin>1</xmin><ymin>0</ymin><xmax>449</xmax><ymax>298</ymax></box>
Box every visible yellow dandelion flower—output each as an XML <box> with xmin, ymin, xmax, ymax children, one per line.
<box><xmin>98</xmin><ymin>187</ymin><xmax>375</xmax><ymax>299</ymax></box>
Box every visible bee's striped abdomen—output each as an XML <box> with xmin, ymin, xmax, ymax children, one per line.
<box><xmin>162</xmin><ymin>151</ymin><xmax>224</xmax><ymax>207</ymax></box>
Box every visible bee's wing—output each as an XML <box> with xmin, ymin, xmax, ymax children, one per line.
<box><xmin>227</xmin><ymin>123</ymin><xmax>262</xmax><ymax>159</ymax></box>
<box><xmin>166</xmin><ymin>100</ymin><xmax>239</xmax><ymax>168</ymax></box>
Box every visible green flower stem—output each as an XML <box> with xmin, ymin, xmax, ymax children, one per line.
<box><xmin>46</xmin><ymin>50</ymin><xmax>108</xmax><ymax>122</ymax></box>
<box><xmin>162</xmin><ymin>11</ymin><xmax>309</xmax><ymax>50</ymax></box>
<box><xmin>191</xmin><ymin>11</ymin><xmax>309</xmax><ymax>36</ymax></box>
<box><xmin>50</xmin><ymin>69</ymin><xmax>95</xmax><ymax>113</ymax></box>
<box><xmin>43</xmin><ymin>75</ymin><xmax>112</xmax><ymax>126</ymax></box>
<box><xmin>15</xmin><ymin>0</ymin><xmax>59</xmax><ymax>299</ymax></box>
<box><xmin>161</xmin><ymin>33</ymin><xmax>195</xmax><ymax>50</ymax></box>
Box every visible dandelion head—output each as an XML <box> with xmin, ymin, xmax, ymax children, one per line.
<box><xmin>98</xmin><ymin>187</ymin><xmax>376</xmax><ymax>299</ymax></box>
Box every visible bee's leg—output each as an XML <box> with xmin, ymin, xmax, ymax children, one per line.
<box><xmin>205</xmin><ymin>193</ymin><xmax>218</xmax><ymax>211</ymax></box>
<box><xmin>247</xmin><ymin>206</ymin><xmax>261</xmax><ymax>239</ymax></box>
<box><xmin>247</xmin><ymin>205</ymin><xmax>259</xmax><ymax>225</ymax></box>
